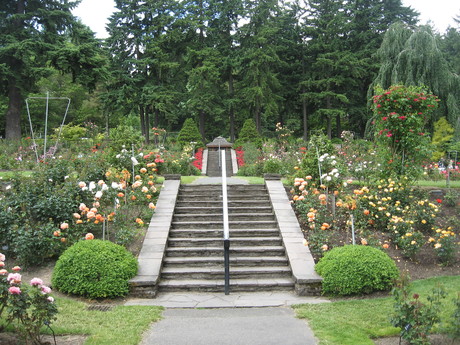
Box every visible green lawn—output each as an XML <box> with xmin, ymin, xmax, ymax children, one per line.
<box><xmin>293</xmin><ymin>275</ymin><xmax>460</xmax><ymax>345</ymax></box>
<box><xmin>49</xmin><ymin>297</ymin><xmax>163</xmax><ymax>345</ymax></box>
<box><xmin>415</xmin><ymin>180</ymin><xmax>460</xmax><ymax>188</ymax></box>
<box><xmin>0</xmin><ymin>170</ymin><xmax>33</xmax><ymax>179</ymax></box>
<box><xmin>1</xmin><ymin>296</ymin><xmax>163</xmax><ymax>345</ymax></box>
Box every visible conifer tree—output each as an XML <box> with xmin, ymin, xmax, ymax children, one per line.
<box><xmin>0</xmin><ymin>0</ymin><xmax>106</xmax><ymax>138</ymax></box>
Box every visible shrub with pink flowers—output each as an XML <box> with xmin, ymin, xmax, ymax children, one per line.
<box><xmin>372</xmin><ymin>85</ymin><xmax>440</xmax><ymax>181</ymax></box>
<box><xmin>0</xmin><ymin>254</ymin><xmax>57</xmax><ymax>344</ymax></box>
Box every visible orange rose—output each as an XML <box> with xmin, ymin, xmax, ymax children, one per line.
<box><xmin>85</xmin><ymin>233</ymin><xmax>94</xmax><ymax>240</ymax></box>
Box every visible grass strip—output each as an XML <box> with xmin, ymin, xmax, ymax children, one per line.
<box><xmin>49</xmin><ymin>297</ymin><xmax>163</xmax><ymax>345</ymax></box>
<box><xmin>293</xmin><ymin>275</ymin><xmax>460</xmax><ymax>345</ymax></box>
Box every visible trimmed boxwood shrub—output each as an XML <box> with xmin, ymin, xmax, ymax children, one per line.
<box><xmin>315</xmin><ymin>245</ymin><xmax>399</xmax><ymax>296</ymax></box>
<box><xmin>52</xmin><ymin>240</ymin><xmax>138</xmax><ymax>299</ymax></box>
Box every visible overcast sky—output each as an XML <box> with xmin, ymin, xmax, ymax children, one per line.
<box><xmin>72</xmin><ymin>0</ymin><xmax>460</xmax><ymax>39</ymax></box>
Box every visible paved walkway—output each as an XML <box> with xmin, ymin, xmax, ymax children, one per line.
<box><xmin>126</xmin><ymin>291</ymin><xmax>328</xmax><ymax>308</ymax></box>
<box><xmin>139</xmin><ymin>307</ymin><xmax>318</xmax><ymax>345</ymax></box>
<box><xmin>128</xmin><ymin>292</ymin><xmax>327</xmax><ymax>345</ymax></box>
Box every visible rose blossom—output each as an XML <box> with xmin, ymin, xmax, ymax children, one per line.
<box><xmin>47</xmin><ymin>296</ymin><xmax>54</xmax><ymax>303</ymax></box>
<box><xmin>41</xmin><ymin>285</ymin><xmax>52</xmax><ymax>294</ymax></box>
<box><xmin>9</xmin><ymin>286</ymin><xmax>21</xmax><ymax>295</ymax></box>
<box><xmin>30</xmin><ymin>278</ymin><xmax>43</xmax><ymax>286</ymax></box>
<box><xmin>7</xmin><ymin>273</ymin><xmax>21</xmax><ymax>284</ymax></box>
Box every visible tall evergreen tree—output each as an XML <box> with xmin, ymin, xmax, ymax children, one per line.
<box><xmin>238</xmin><ymin>0</ymin><xmax>283</xmax><ymax>134</ymax></box>
<box><xmin>301</xmin><ymin>0</ymin><xmax>359</xmax><ymax>139</ymax></box>
<box><xmin>344</xmin><ymin>0</ymin><xmax>418</xmax><ymax>136</ymax></box>
<box><xmin>0</xmin><ymin>0</ymin><xmax>105</xmax><ymax>138</ymax></box>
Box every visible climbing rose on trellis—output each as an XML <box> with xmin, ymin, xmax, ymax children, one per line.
<box><xmin>372</xmin><ymin>85</ymin><xmax>439</xmax><ymax>180</ymax></box>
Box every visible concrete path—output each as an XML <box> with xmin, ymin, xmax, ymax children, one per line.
<box><xmin>139</xmin><ymin>307</ymin><xmax>318</xmax><ymax>345</ymax></box>
<box><xmin>126</xmin><ymin>291</ymin><xmax>329</xmax><ymax>308</ymax></box>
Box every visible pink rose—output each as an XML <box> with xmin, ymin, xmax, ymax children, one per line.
<box><xmin>30</xmin><ymin>278</ymin><xmax>43</xmax><ymax>286</ymax></box>
<box><xmin>7</xmin><ymin>273</ymin><xmax>21</xmax><ymax>284</ymax></box>
<box><xmin>9</xmin><ymin>286</ymin><xmax>21</xmax><ymax>295</ymax></box>
<box><xmin>41</xmin><ymin>285</ymin><xmax>52</xmax><ymax>294</ymax></box>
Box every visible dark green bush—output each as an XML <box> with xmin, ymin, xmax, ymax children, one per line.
<box><xmin>315</xmin><ymin>245</ymin><xmax>399</xmax><ymax>296</ymax></box>
<box><xmin>52</xmin><ymin>240</ymin><xmax>138</xmax><ymax>299</ymax></box>
<box><xmin>234</xmin><ymin>119</ymin><xmax>262</xmax><ymax>148</ymax></box>
<box><xmin>177</xmin><ymin>118</ymin><xmax>204</xmax><ymax>148</ymax></box>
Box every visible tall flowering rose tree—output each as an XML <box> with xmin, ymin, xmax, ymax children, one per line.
<box><xmin>372</xmin><ymin>85</ymin><xmax>440</xmax><ymax>181</ymax></box>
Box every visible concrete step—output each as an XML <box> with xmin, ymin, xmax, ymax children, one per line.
<box><xmin>180</xmin><ymin>184</ymin><xmax>265</xmax><ymax>192</ymax></box>
<box><xmin>171</xmin><ymin>220</ymin><xmax>278</xmax><ymax>229</ymax></box>
<box><xmin>168</xmin><ymin>228</ymin><xmax>281</xmax><ymax>238</ymax></box>
<box><xmin>173</xmin><ymin>213</ymin><xmax>275</xmax><ymax>222</ymax></box>
<box><xmin>167</xmin><ymin>237</ymin><xmax>283</xmax><ymax>247</ymax></box>
<box><xmin>163</xmin><ymin>256</ymin><xmax>290</xmax><ymax>267</ymax></box>
<box><xmin>177</xmin><ymin>194</ymin><xmax>270</xmax><ymax>202</ymax></box>
<box><xmin>158</xmin><ymin>278</ymin><xmax>295</xmax><ymax>292</ymax></box>
<box><xmin>161</xmin><ymin>266</ymin><xmax>292</xmax><ymax>279</ymax></box>
<box><xmin>165</xmin><ymin>246</ymin><xmax>286</xmax><ymax>257</ymax></box>
<box><xmin>174</xmin><ymin>206</ymin><xmax>273</xmax><ymax>214</ymax></box>
<box><xmin>175</xmin><ymin>200</ymin><xmax>271</xmax><ymax>208</ymax></box>
<box><xmin>178</xmin><ymin>189</ymin><xmax>269</xmax><ymax>197</ymax></box>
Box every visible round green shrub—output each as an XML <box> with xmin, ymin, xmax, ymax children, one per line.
<box><xmin>315</xmin><ymin>245</ymin><xmax>399</xmax><ymax>296</ymax></box>
<box><xmin>52</xmin><ymin>240</ymin><xmax>138</xmax><ymax>299</ymax></box>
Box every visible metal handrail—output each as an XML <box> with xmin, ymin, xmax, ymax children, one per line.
<box><xmin>221</xmin><ymin>149</ymin><xmax>230</xmax><ymax>295</ymax></box>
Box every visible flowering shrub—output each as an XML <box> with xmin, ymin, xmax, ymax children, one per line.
<box><xmin>429</xmin><ymin>228</ymin><xmax>457</xmax><ymax>266</ymax></box>
<box><xmin>395</xmin><ymin>230</ymin><xmax>424</xmax><ymax>260</ymax></box>
<box><xmin>339</xmin><ymin>131</ymin><xmax>380</xmax><ymax>182</ymax></box>
<box><xmin>192</xmin><ymin>147</ymin><xmax>203</xmax><ymax>171</ymax></box>
<box><xmin>0</xmin><ymin>254</ymin><xmax>57</xmax><ymax>344</ymax></box>
<box><xmin>235</xmin><ymin>147</ymin><xmax>245</xmax><ymax>167</ymax></box>
<box><xmin>372</xmin><ymin>85</ymin><xmax>439</xmax><ymax>181</ymax></box>
<box><xmin>391</xmin><ymin>274</ymin><xmax>446</xmax><ymax>345</ymax></box>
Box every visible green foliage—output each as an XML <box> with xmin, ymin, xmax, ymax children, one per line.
<box><xmin>176</xmin><ymin>119</ymin><xmax>204</xmax><ymax>149</ymax></box>
<box><xmin>109</xmin><ymin>125</ymin><xmax>144</xmax><ymax>152</ymax></box>
<box><xmin>431</xmin><ymin>117</ymin><xmax>454</xmax><ymax>161</ymax></box>
<box><xmin>298</xmin><ymin>133</ymin><xmax>336</xmax><ymax>188</ymax></box>
<box><xmin>315</xmin><ymin>245</ymin><xmax>399</xmax><ymax>296</ymax></box>
<box><xmin>444</xmin><ymin>293</ymin><xmax>460</xmax><ymax>341</ymax></box>
<box><xmin>55</xmin><ymin>124</ymin><xmax>87</xmax><ymax>141</ymax></box>
<box><xmin>234</xmin><ymin>119</ymin><xmax>263</xmax><ymax>148</ymax></box>
<box><xmin>52</xmin><ymin>240</ymin><xmax>138</xmax><ymax>299</ymax></box>
<box><xmin>391</xmin><ymin>274</ymin><xmax>447</xmax><ymax>345</ymax></box>
<box><xmin>9</xmin><ymin>221</ymin><xmax>64</xmax><ymax>267</ymax></box>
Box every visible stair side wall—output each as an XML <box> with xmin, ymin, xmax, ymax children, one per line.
<box><xmin>265</xmin><ymin>179</ymin><xmax>323</xmax><ymax>296</ymax></box>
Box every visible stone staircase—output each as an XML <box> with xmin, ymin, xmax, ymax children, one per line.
<box><xmin>158</xmin><ymin>184</ymin><xmax>295</xmax><ymax>293</ymax></box>
<box><xmin>206</xmin><ymin>149</ymin><xmax>233</xmax><ymax>177</ymax></box>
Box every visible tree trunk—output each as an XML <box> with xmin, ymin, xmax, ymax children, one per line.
<box><xmin>336</xmin><ymin>113</ymin><xmax>342</xmax><ymax>138</ymax></box>
<box><xmin>229</xmin><ymin>73</ymin><xmax>235</xmax><ymax>142</ymax></box>
<box><xmin>154</xmin><ymin>108</ymin><xmax>160</xmax><ymax>127</ymax></box>
<box><xmin>139</xmin><ymin>105</ymin><xmax>146</xmax><ymax>137</ymax></box>
<box><xmin>199</xmin><ymin>110</ymin><xmax>205</xmax><ymax>142</ymax></box>
<box><xmin>5</xmin><ymin>0</ymin><xmax>25</xmax><ymax>139</ymax></box>
<box><xmin>5</xmin><ymin>81</ymin><xmax>22</xmax><ymax>139</ymax></box>
<box><xmin>302</xmin><ymin>98</ymin><xmax>308</xmax><ymax>141</ymax></box>
<box><xmin>327</xmin><ymin>115</ymin><xmax>332</xmax><ymax>140</ymax></box>
<box><xmin>326</xmin><ymin>97</ymin><xmax>332</xmax><ymax>140</ymax></box>
<box><xmin>255</xmin><ymin>97</ymin><xmax>261</xmax><ymax>134</ymax></box>
<box><xmin>145</xmin><ymin>106</ymin><xmax>150</xmax><ymax>144</ymax></box>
